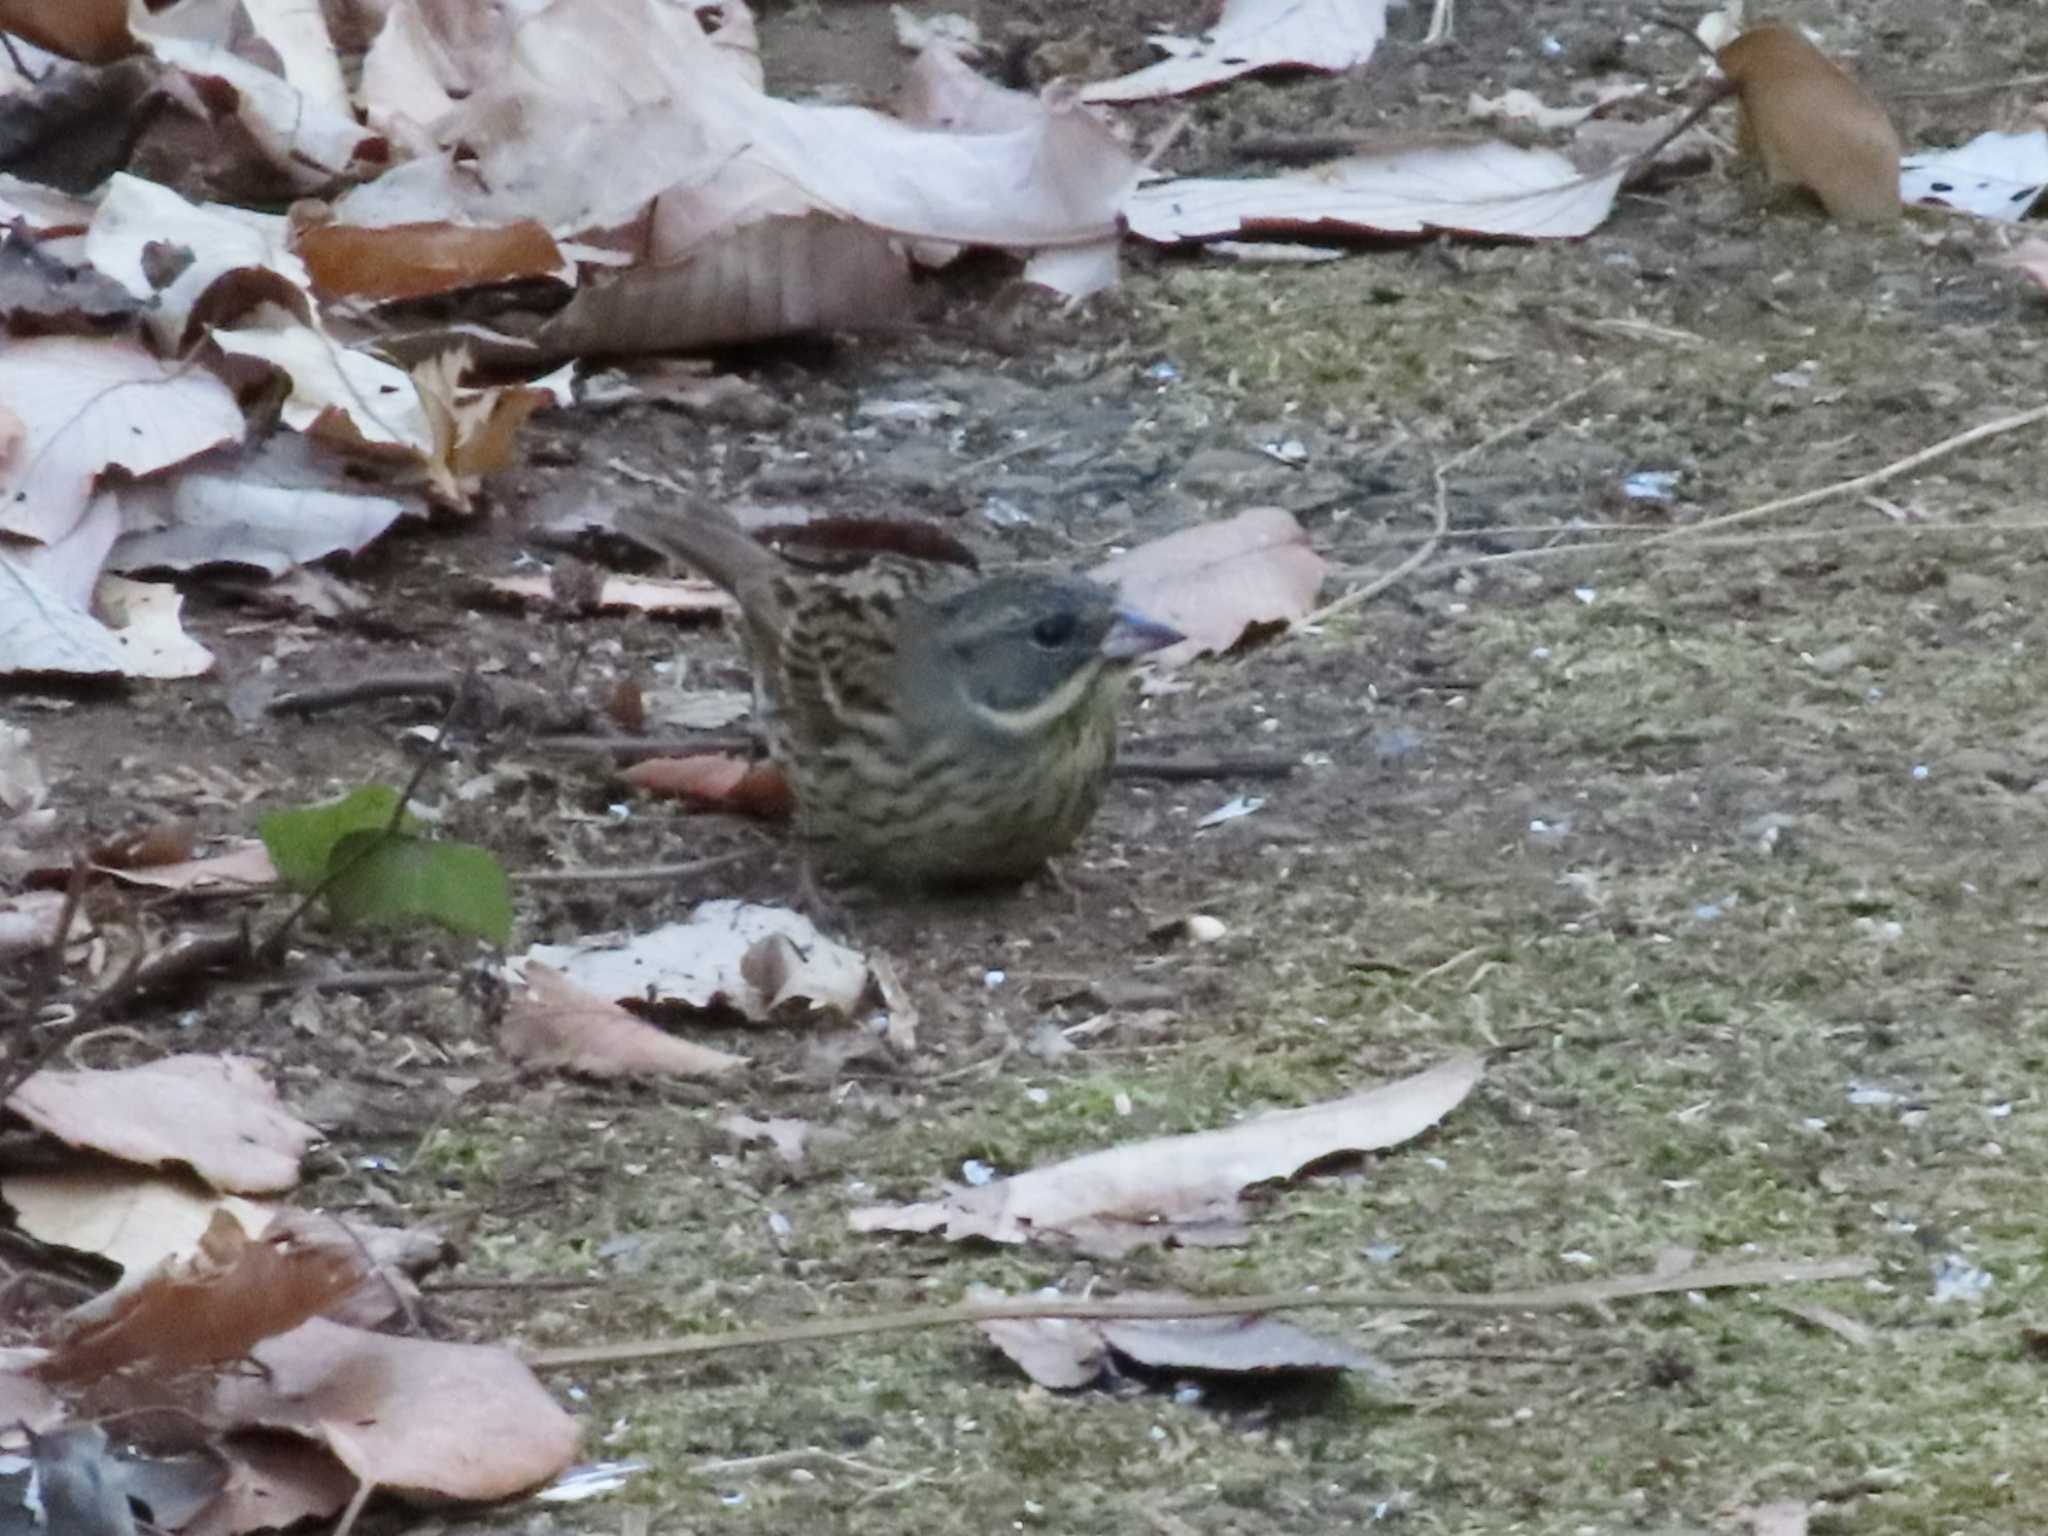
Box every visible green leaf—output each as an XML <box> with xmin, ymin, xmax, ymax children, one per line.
<box><xmin>323</xmin><ymin>829</ymin><xmax>513</xmax><ymax>946</ymax></box>
<box><xmin>259</xmin><ymin>786</ymin><xmax>413</xmax><ymax>889</ymax></box>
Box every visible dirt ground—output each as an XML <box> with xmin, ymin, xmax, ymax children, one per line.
<box><xmin>16</xmin><ymin>0</ymin><xmax>2048</xmax><ymax>1531</ymax></box>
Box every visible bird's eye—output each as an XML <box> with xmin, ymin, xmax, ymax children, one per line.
<box><xmin>1030</xmin><ymin>611</ymin><xmax>1077</xmax><ymax>649</ymax></box>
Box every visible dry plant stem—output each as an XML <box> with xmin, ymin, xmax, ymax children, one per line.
<box><xmin>1441</xmin><ymin>402</ymin><xmax>2048</xmax><ymax>575</ymax></box>
<box><xmin>1306</xmin><ymin>369</ymin><xmax>1620</xmax><ymax>628</ymax></box>
<box><xmin>255</xmin><ymin>688</ymin><xmax>461</xmax><ymax>964</ymax></box>
<box><xmin>268</xmin><ymin>673</ymin><xmax>470</xmax><ymax>716</ymax></box>
<box><xmin>509</xmin><ymin>850</ymin><xmax>759</xmax><ymax>885</ymax></box>
<box><xmin>1115</xmin><ymin>754</ymin><xmax>1298</xmax><ymax>782</ymax></box>
<box><xmin>1640</xmin><ymin>401</ymin><xmax>2048</xmax><ymax>545</ymax></box>
<box><xmin>523</xmin><ymin>1255</ymin><xmax>1873</xmax><ymax>1371</ymax></box>
<box><xmin>1892</xmin><ymin>70</ymin><xmax>2048</xmax><ymax>98</ymax></box>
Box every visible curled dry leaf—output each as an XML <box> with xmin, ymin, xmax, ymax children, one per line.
<box><xmin>1127</xmin><ymin>142</ymin><xmax>1628</xmax><ymax>245</ymax></box>
<box><xmin>526</xmin><ymin>900</ymin><xmax>872</xmax><ymax>1023</ymax></box>
<box><xmin>851</xmin><ymin>1053</ymin><xmax>1483</xmax><ymax>1256</ymax></box>
<box><xmin>1082</xmin><ymin>0</ymin><xmax>1388</xmax><ymax>104</ymax></box>
<box><xmin>215</xmin><ymin>1318</ymin><xmax>579</xmax><ymax>1501</ymax></box>
<box><xmin>502</xmin><ymin>962</ymin><xmax>748</xmax><ymax>1079</ymax></box>
<box><xmin>1092</xmin><ymin>506</ymin><xmax>1325</xmax><ymax>668</ymax></box>
<box><xmin>622</xmin><ymin>753</ymin><xmax>795</xmax><ymax>819</ymax></box>
<box><xmin>974</xmin><ymin>1285</ymin><xmax>1379</xmax><ymax>1391</ymax></box>
<box><xmin>182</xmin><ymin>1433</ymin><xmax>357</xmax><ymax>1536</ymax></box>
<box><xmin>0</xmin><ymin>1167</ymin><xmax>279</xmax><ymax>1274</ymax></box>
<box><xmin>34</xmin><ymin>1209</ymin><xmax>370</xmax><ymax>1384</ymax></box>
<box><xmin>7</xmin><ymin>1053</ymin><xmax>320</xmax><ymax>1194</ymax></box>
<box><xmin>1716</xmin><ymin>24</ymin><xmax>1900</xmax><ymax>223</ymax></box>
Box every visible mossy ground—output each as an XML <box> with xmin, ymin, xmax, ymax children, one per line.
<box><xmin>18</xmin><ymin>2</ymin><xmax>2048</xmax><ymax>1532</ymax></box>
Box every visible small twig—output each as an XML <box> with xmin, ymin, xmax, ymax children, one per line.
<box><xmin>1113</xmin><ymin>754</ymin><xmax>1299</xmax><ymax>782</ymax></box>
<box><xmin>19</xmin><ymin>853</ymin><xmax>89</xmax><ymax>1025</ymax></box>
<box><xmin>509</xmin><ymin>850</ymin><xmax>760</xmax><ymax>886</ymax></box>
<box><xmin>692</xmin><ymin>1447</ymin><xmax>901</xmax><ymax>1483</ymax></box>
<box><xmin>523</xmin><ymin>1255</ymin><xmax>1874</xmax><ymax>1371</ymax></box>
<box><xmin>1892</xmin><ymin>70</ymin><xmax>2048</xmax><ymax>99</ymax></box>
<box><xmin>1638</xmin><ymin>402</ymin><xmax>2048</xmax><ymax>547</ymax></box>
<box><xmin>268</xmin><ymin>674</ymin><xmax>465</xmax><ymax>717</ymax></box>
<box><xmin>607</xmin><ymin>457</ymin><xmax>692</xmax><ymax>496</ymax></box>
<box><xmin>1304</xmin><ymin>369</ymin><xmax>1622</xmax><ymax>627</ymax></box>
<box><xmin>532</xmin><ymin>735</ymin><xmax>755</xmax><ymax>759</ymax></box>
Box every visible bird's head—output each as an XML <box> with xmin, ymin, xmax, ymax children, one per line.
<box><xmin>904</xmin><ymin>573</ymin><xmax>1181</xmax><ymax>737</ymax></box>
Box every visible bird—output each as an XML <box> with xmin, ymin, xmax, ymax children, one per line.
<box><xmin>619</xmin><ymin>501</ymin><xmax>1182</xmax><ymax>888</ymax></box>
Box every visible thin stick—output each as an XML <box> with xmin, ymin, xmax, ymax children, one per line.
<box><xmin>510</xmin><ymin>850</ymin><xmax>759</xmax><ymax>885</ymax></box>
<box><xmin>523</xmin><ymin>1254</ymin><xmax>1873</xmax><ymax>1371</ymax></box>
<box><xmin>1114</xmin><ymin>754</ymin><xmax>1298</xmax><ymax>782</ymax></box>
<box><xmin>1304</xmin><ymin>369</ymin><xmax>1619</xmax><ymax>627</ymax></box>
<box><xmin>1638</xmin><ymin>402</ymin><xmax>2048</xmax><ymax>547</ymax></box>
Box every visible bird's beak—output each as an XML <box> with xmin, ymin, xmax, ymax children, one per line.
<box><xmin>1100</xmin><ymin>609</ymin><xmax>1184</xmax><ymax>661</ymax></box>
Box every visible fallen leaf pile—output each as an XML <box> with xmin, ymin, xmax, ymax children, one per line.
<box><xmin>0</xmin><ymin>1052</ymin><xmax>574</xmax><ymax>1534</ymax></box>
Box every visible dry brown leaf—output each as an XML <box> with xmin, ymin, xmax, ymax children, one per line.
<box><xmin>0</xmin><ymin>0</ymin><xmax>133</xmax><ymax>62</ymax></box>
<box><xmin>1127</xmin><ymin>142</ymin><xmax>1627</xmax><ymax>244</ymax></box>
<box><xmin>1082</xmin><ymin>0</ymin><xmax>1387</xmax><ymax>104</ymax></box>
<box><xmin>8</xmin><ymin>1053</ymin><xmax>320</xmax><ymax>1193</ymax></box>
<box><xmin>182</xmin><ymin>1433</ymin><xmax>357</xmax><ymax>1536</ymax></box>
<box><xmin>622</xmin><ymin>753</ymin><xmax>794</xmax><ymax>819</ymax></box>
<box><xmin>34</xmin><ymin>1210</ymin><xmax>370</xmax><ymax>1383</ymax></box>
<box><xmin>411</xmin><ymin>349</ymin><xmax>552</xmax><ymax>503</ymax></box>
<box><xmin>1717</xmin><ymin>24</ymin><xmax>1900</xmax><ymax>223</ymax></box>
<box><xmin>536</xmin><ymin>215</ymin><xmax>915</xmax><ymax>357</ymax></box>
<box><xmin>502</xmin><ymin>962</ymin><xmax>748</xmax><ymax>1078</ymax></box>
<box><xmin>261</xmin><ymin>1209</ymin><xmax>451</xmax><ymax>1330</ymax></box>
<box><xmin>851</xmin><ymin>1053</ymin><xmax>1483</xmax><ymax>1255</ymax></box>
<box><xmin>296</xmin><ymin>218</ymin><xmax>566</xmax><ymax>302</ymax></box>
<box><xmin>216</xmin><ymin>1319</ymin><xmax>579</xmax><ymax>1500</ymax></box>
<box><xmin>1092</xmin><ymin>506</ymin><xmax>1325</xmax><ymax>668</ymax></box>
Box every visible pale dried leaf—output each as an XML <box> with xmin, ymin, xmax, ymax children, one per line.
<box><xmin>1902</xmin><ymin>128</ymin><xmax>2048</xmax><ymax>221</ymax></box>
<box><xmin>525</xmin><ymin>900</ymin><xmax>871</xmax><ymax>1023</ymax></box>
<box><xmin>97</xmin><ymin>838</ymin><xmax>279</xmax><ymax>889</ymax></box>
<box><xmin>216</xmin><ymin>1318</ymin><xmax>579</xmax><ymax>1500</ymax></box>
<box><xmin>109</xmin><ymin>468</ymin><xmax>410</xmax><ymax>576</ymax></box>
<box><xmin>0</xmin><ymin>891</ymin><xmax>66</xmax><ymax>955</ymax></box>
<box><xmin>1082</xmin><ymin>0</ymin><xmax>1388</xmax><ymax>103</ymax></box>
<box><xmin>131</xmin><ymin>0</ymin><xmax>375</xmax><ymax>184</ymax></box>
<box><xmin>1997</xmin><ymin>235</ymin><xmax>2048</xmax><ymax>291</ymax></box>
<box><xmin>1092</xmin><ymin>506</ymin><xmax>1325</xmax><ymax>668</ymax></box>
<box><xmin>211</xmin><ymin>311</ymin><xmax>435</xmax><ymax>460</ymax></box>
<box><xmin>0</xmin><ymin>336</ymin><xmax>243</xmax><ymax>545</ymax></box>
<box><xmin>2</xmin><ymin>1167</ymin><xmax>280</xmax><ymax>1273</ymax></box>
<box><xmin>851</xmin><ymin>1053</ymin><xmax>1483</xmax><ymax>1254</ymax></box>
<box><xmin>502</xmin><ymin>962</ymin><xmax>748</xmax><ymax>1078</ymax></box>
<box><xmin>35</xmin><ymin>1210</ymin><xmax>369</xmax><ymax>1383</ymax></box>
<box><xmin>83</xmin><ymin>173</ymin><xmax>310</xmax><ymax>351</ymax></box>
<box><xmin>721</xmin><ymin>1113</ymin><xmax>812</xmax><ymax>1168</ymax></box>
<box><xmin>88</xmin><ymin>575</ymin><xmax>216</xmax><ymax>679</ymax></box>
<box><xmin>1127</xmin><ymin>144</ymin><xmax>1627</xmax><ymax>244</ymax></box>
<box><xmin>8</xmin><ymin>1053</ymin><xmax>321</xmax><ymax>1193</ymax></box>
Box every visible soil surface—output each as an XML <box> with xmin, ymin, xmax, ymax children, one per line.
<box><xmin>15</xmin><ymin>2</ymin><xmax>2048</xmax><ymax>1532</ymax></box>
